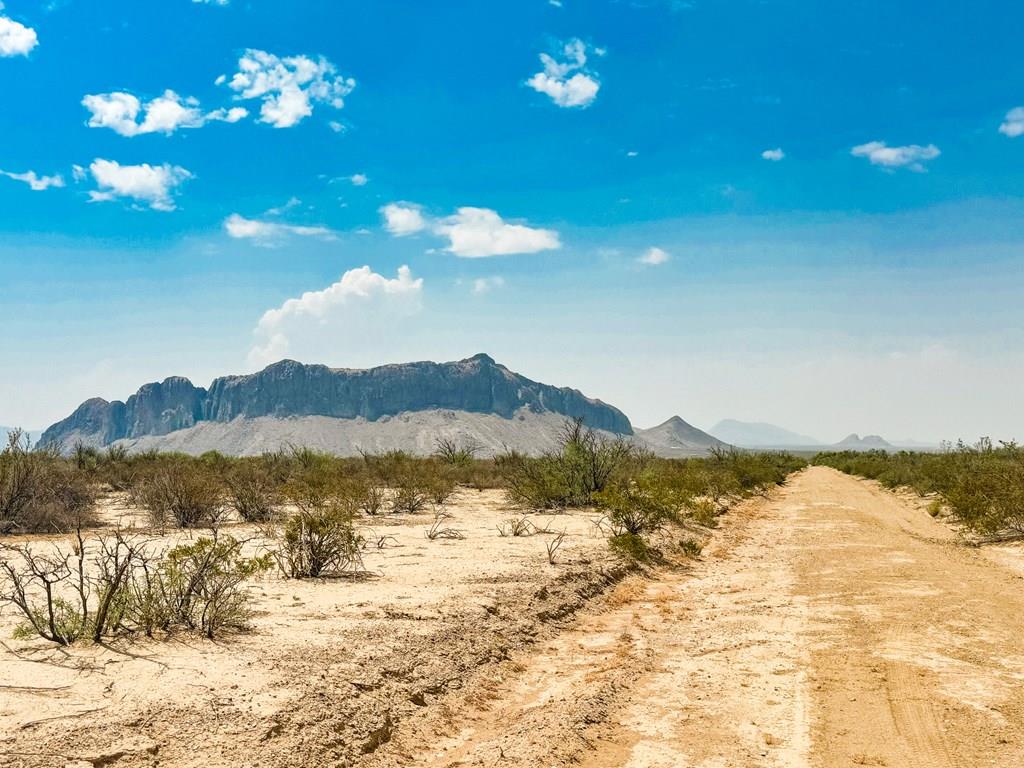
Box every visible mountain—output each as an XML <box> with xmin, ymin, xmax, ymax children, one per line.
<box><xmin>39</xmin><ymin>354</ymin><xmax>635</xmax><ymax>456</ymax></box>
<box><xmin>709</xmin><ymin>419</ymin><xmax>822</xmax><ymax>448</ymax></box>
<box><xmin>635</xmin><ymin>416</ymin><xmax>729</xmax><ymax>457</ymax></box>
<box><xmin>833</xmin><ymin>433</ymin><xmax>894</xmax><ymax>450</ymax></box>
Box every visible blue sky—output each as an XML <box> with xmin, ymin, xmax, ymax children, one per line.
<box><xmin>1</xmin><ymin>0</ymin><xmax>1023</xmax><ymax>442</ymax></box>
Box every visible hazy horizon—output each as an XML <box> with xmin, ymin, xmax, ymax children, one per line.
<box><xmin>2</xmin><ymin>1</ymin><xmax>1022</xmax><ymax>445</ymax></box>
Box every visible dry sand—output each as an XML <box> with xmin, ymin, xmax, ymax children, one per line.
<box><xmin>3</xmin><ymin>468</ymin><xmax>1024</xmax><ymax>767</ymax></box>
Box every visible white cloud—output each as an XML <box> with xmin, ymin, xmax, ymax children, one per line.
<box><xmin>434</xmin><ymin>207</ymin><xmax>561</xmax><ymax>257</ymax></box>
<box><xmin>193</xmin><ymin>0</ymin><xmax>229</xmax><ymax>5</ymax></box>
<box><xmin>761</xmin><ymin>147</ymin><xmax>785</xmax><ymax>161</ymax></box>
<box><xmin>471</xmin><ymin>276</ymin><xmax>505</xmax><ymax>294</ymax></box>
<box><xmin>82</xmin><ymin>90</ymin><xmax>247</xmax><ymax>137</ymax></box>
<box><xmin>850</xmin><ymin>140</ymin><xmax>940</xmax><ymax>172</ymax></box>
<box><xmin>248</xmin><ymin>265</ymin><xmax>423</xmax><ymax>368</ymax></box>
<box><xmin>224</xmin><ymin>213</ymin><xmax>334</xmax><ymax>244</ymax></box>
<box><xmin>349</xmin><ymin>173</ymin><xmax>368</xmax><ymax>186</ymax></box>
<box><xmin>626</xmin><ymin>150</ymin><xmax>639</xmax><ymax>157</ymax></box>
<box><xmin>0</xmin><ymin>169</ymin><xmax>64</xmax><ymax>191</ymax></box>
<box><xmin>222</xmin><ymin>49</ymin><xmax>355</xmax><ymax>128</ymax></box>
<box><xmin>0</xmin><ymin>13</ymin><xmax>36</xmax><ymax>57</ymax></box>
<box><xmin>380</xmin><ymin>202</ymin><xmax>428</xmax><ymax>236</ymax></box>
<box><xmin>999</xmin><ymin>107</ymin><xmax>1024</xmax><ymax>138</ymax></box>
<box><xmin>85</xmin><ymin>159</ymin><xmax>192</xmax><ymax>211</ymax></box>
<box><xmin>381</xmin><ymin>202</ymin><xmax>561</xmax><ymax>257</ymax></box>
<box><xmin>527</xmin><ymin>38</ymin><xmax>600</xmax><ymax>108</ymax></box>
<box><xmin>328</xmin><ymin>120</ymin><xmax>345</xmax><ymax>133</ymax></box>
<box><xmin>638</xmin><ymin>246</ymin><xmax>670</xmax><ymax>266</ymax></box>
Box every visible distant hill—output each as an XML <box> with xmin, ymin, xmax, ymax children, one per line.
<box><xmin>833</xmin><ymin>433</ymin><xmax>894</xmax><ymax>450</ymax></box>
<box><xmin>39</xmin><ymin>354</ymin><xmax>639</xmax><ymax>457</ymax></box>
<box><xmin>635</xmin><ymin>416</ymin><xmax>729</xmax><ymax>457</ymax></box>
<box><xmin>709</xmin><ymin>419</ymin><xmax>822</xmax><ymax>448</ymax></box>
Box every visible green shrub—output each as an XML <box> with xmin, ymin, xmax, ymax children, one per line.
<box><xmin>0</xmin><ymin>434</ymin><xmax>96</xmax><ymax>534</ymax></box>
<box><xmin>135</xmin><ymin>461</ymin><xmax>226</xmax><ymax>528</ymax></box>
<box><xmin>275</xmin><ymin>505</ymin><xmax>366</xmax><ymax>578</ymax></box>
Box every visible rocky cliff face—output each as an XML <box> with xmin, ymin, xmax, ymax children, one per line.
<box><xmin>40</xmin><ymin>354</ymin><xmax>632</xmax><ymax>450</ymax></box>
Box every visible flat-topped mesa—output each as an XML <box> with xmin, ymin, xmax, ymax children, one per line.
<box><xmin>39</xmin><ymin>354</ymin><xmax>633</xmax><ymax>450</ymax></box>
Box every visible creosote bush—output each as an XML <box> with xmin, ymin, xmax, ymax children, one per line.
<box><xmin>0</xmin><ymin>430</ymin><xmax>96</xmax><ymax>535</ymax></box>
<box><xmin>274</xmin><ymin>505</ymin><xmax>366</xmax><ymax>578</ymax></box>
<box><xmin>0</xmin><ymin>529</ymin><xmax>269</xmax><ymax>643</ymax></box>
<box><xmin>134</xmin><ymin>460</ymin><xmax>226</xmax><ymax>529</ymax></box>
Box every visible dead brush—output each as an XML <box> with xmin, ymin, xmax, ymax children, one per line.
<box><xmin>545</xmin><ymin>530</ymin><xmax>567</xmax><ymax>564</ymax></box>
<box><xmin>497</xmin><ymin>515</ymin><xmax>555</xmax><ymax>537</ymax></box>
<box><xmin>425</xmin><ymin>510</ymin><xmax>464</xmax><ymax>541</ymax></box>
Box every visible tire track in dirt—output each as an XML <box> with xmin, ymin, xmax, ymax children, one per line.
<box><xmin>368</xmin><ymin>467</ymin><xmax>1024</xmax><ymax>768</ymax></box>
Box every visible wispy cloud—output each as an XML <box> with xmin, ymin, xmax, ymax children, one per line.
<box><xmin>999</xmin><ymin>107</ymin><xmax>1024</xmax><ymax>138</ymax></box>
<box><xmin>638</xmin><ymin>246</ymin><xmax>670</xmax><ymax>266</ymax></box>
<box><xmin>0</xmin><ymin>168</ymin><xmax>64</xmax><ymax>191</ymax></box>
<box><xmin>526</xmin><ymin>38</ymin><xmax>601</xmax><ymax>108</ymax></box>
<box><xmin>82</xmin><ymin>90</ymin><xmax>247</xmax><ymax>136</ymax></box>
<box><xmin>220</xmin><ymin>49</ymin><xmax>355</xmax><ymax>128</ymax></box>
<box><xmin>224</xmin><ymin>213</ymin><xmax>334</xmax><ymax>245</ymax></box>
<box><xmin>851</xmin><ymin>141</ymin><xmax>940</xmax><ymax>172</ymax></box>
<box><xmin>471</xmin><ymin>276</ymin><xmax>505</xmax><ymax>294</ymax></box>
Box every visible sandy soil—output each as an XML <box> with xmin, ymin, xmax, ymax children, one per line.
<box><xmin>3</xmin><ymin>468</ymin><xmax>1024</xmax><ymax>767</ymax></box>
<box><xmin>363</xmin><ymin>467</ymin><xmax>1024</xmax><ymax>768</ymax></box>
<box><xmin>0</xmin><ymin>490</ymin><xmax>622</xmax><ymax>768</ymax></box>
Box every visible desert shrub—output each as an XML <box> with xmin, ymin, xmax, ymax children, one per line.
<box><xmin>157</xmin><ymin>536</ymin><xmax>272</xmax><ymax>637</ymax></box>
<box><xmin>545</xmin><ymin>530</ymin><xmax>566</xmax><ymax>564</ymax></box>
<box><xmin>608</xmin><ymin>532</ymin><xmax>654</xmax><ymax>562</ymax></box>
<box><xmin>0</xmin><ymin>529</ymin><xmax>265</xmax><ymax>643</ymax></box>
<box><xmin>679</xmin><ymin>537</ymin><xmax>703</xmax><ymax>558</ymax></box>
<box><xmin>275</xmin><ymin>505</ymin><xmax>366</xmax><ymax>578</ymax></box>
<box><xmin>0</xmin><ymin>433</ymin><xmax>96</xmax><ymax>535</ymax></box>
<box><xmin>434</xmin><ymin>437</ymin><xmax>481</xmax><ymax>467</ymax></box>
<box><xmin>224</xmin><ymin>460</ymin><xmax>281</xmax><ymax>522</ymax></box>
<box><xmin>135</xmin><ymin>461</ymin><xmax>226</xmax><ymax>528</ymax></box>
<box><xmin>504</xmin><ymin>418</ymin><xmax>634</xmax><ymax>510</ymax></box>
<box><xmin>595</xmin><ymin>475</ymin><xmax>679</xmax><ymax>537</ymax></box>
<box><xmin>425</xmin><ymin>509</ymin><xmax>464</xmax><ymax>540</ymax></box>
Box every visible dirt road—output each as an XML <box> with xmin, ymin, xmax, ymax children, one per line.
<box><xmin>373</xmin><ymin>466</ymin><xmax>1024</xmax><ymax>768</ymax></box>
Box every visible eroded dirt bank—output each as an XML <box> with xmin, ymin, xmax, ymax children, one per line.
<box><xmin>368</xmin><ymin>467</ymin><xmax>1024</xmax><ymax>768</ymax></box>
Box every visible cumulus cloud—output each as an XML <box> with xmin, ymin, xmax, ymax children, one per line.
<box><xmin>471</xmin><ymin>276</ymin><xmax>505</xmax><ymax>294</ymax></box>
<box><xmin>84</xmin><ymin>159</ymin><xmax>192</xmax><ymax>211</ymax></box>
<box><xmin>248</xmin><ymin>265</ymin><xmax>423</xmax><ymax>368</ymax></box>
<box><xmin>381</xmin><ymin>202</ymin><xmax>561</xmax><ymax>257</ymax></box>
<box><xmin>527</xmin><ymin>38</ymin><xmax>601</xmax><ymax>108</ymax></box>
<box><xmin>999</xmin><ymin>107</ymin><xmax>1024</xmax><ymax>138</ymax></box>
<box><xmin>380</xmin><ymin>202</ymin><xmax>428</xmax><ymax>236</ymax></box>
<box><xmin>0</xmin><ymin>168</ymin><xmax>64</xmax><ymax>191</ymax></box>
<box><xmin>761</xmin><ymin>147</ymin><xmax>785</xmax><ymax>161</ymax></box>
<box><xmin>193</xmin><ymin>0</ymin><xmax>229</xmax><ymax>4</ymax></box>
<box><xmin>434</xmin><ymin>207</ymin><xmax>561</xmax><ymax>257</ymax></box>
<box><xmin>82</xmin><ymin>90</ymin><xmax>247</xmax><ymax>137</ymax></box>
<box><xmin>850</xmin><ymin>141</ymin><xmax>940</xmax><ymax>172</ymax></box>
<box><xmin>349</xmin><ymin>173</ymin><xmax>368</xmax><ymax>186</ymax></box>
<box><xmin>0</xmin><ymin>11</ymin><xmax>36</xmax><ymax>57</ymax></box>
<box><xmin>224</xmin><ymin>213</ymin><xmax>334</xmax><ymax>244</ymax></box>
<box><xmin>221</xmin><ymin>49</ymin><xmax>355</xmax><ymax>128</ymax></box>
<box><xmin>638</xmin><ymin>246</ymin><xmax>670</xmax><ymax>266</ymax></box>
